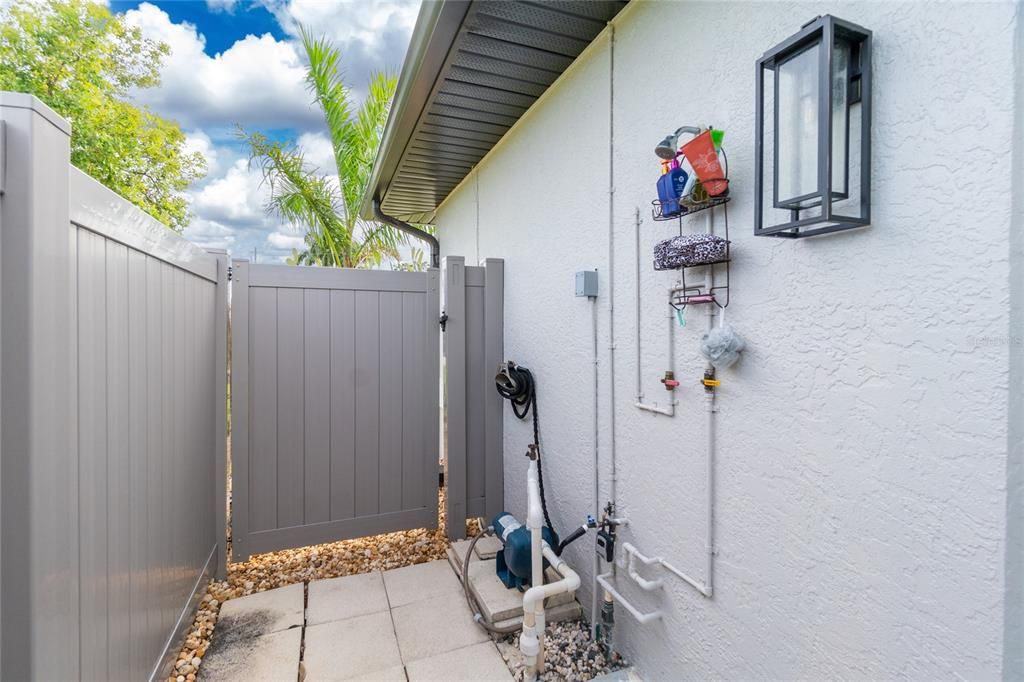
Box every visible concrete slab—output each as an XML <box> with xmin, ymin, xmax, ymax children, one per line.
<box><xmin>201</xmin><ymin>627</ymin><xmax>300</xmax><ymax>682</ymax></box>
<box><xmin>341</xmin><ymin>665</ymin><xmax>407</xmax><ymax>681</ymax></box>
<box><xmin>447</xmin><ymin>546</ymin><xmax>465</xmax><ymax>578</ymax></box>
<box><xmin>382</xmin><ymin>559</ymin><xmax>462</xmax><ymax>607</ymax></box>
<box><xmin>405</xmin><ymin>642</ymin><xmax>513</xmax><ymax>682</ymax></box>
<box><xmin>308</xmin><ymin>570</ymin><xmax>389</xmax><ymax>626</ymax></box>
<box><xmin>391</xmin><ymin>592</ymin><xmax>489</xmax><ymax>662</ymax></box>
<box><xmin>473</xmin><ymin>535</ymin><xmax>502</xmax><ymax>560</ymax></box>
<box><xmin>303</xmin><ymin>610</ymin><xmax>403</xmax><ymax>681</ymax></box>
<box><xmin>450</xmin><ymin>535</ymin><xmax>502</xmax><ymax>569</ymax></box>
<box><xmin>492</xmin><ymin>600</ymin><xmax>582</xmax><ymax>630</ymax></box>
<box><xmin>465</xmin><ymin>559</ymin><xmax>576</xmax><ymax>623</ymax></box>
<box><xmin>213</xmin><ymin>583</ymin><xmax>304</xmax><ymax>646</ymax></box>
<box><xmin>450</xmin><ymin>539</ymin><xmax>474</xmax><ymax>564</ymax></box>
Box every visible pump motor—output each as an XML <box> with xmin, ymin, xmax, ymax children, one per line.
<box><xmin>491</xmin><ymin>512</ymin><xmax>557</xmax><ymax>590</ymax></box>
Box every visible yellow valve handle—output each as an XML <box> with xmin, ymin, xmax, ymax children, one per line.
<box><xmin>701</xmin><ymin>378</ymin><xmax>721</xmax><ymax>387</ymax></box>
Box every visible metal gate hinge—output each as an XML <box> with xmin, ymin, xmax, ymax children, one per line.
<box><xmin>439</xmin><ymin>311</ymin><xmax>448</xmax><ymax>331</ymax></box>
<box><xmin>227</xmin><ymin>265</ymin><xmax>233</xmax><ymax>282</ymax></box>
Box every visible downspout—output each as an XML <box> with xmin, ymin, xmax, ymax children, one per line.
<box><xmin>372</xmin><ymin>197</ymin><xmax>440</xmax><ymax>268</ymax></box>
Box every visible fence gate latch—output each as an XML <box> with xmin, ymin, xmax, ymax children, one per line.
<box><xmin>439</xmin><ymin>311</ymin><xmax>448</xmax><ymax>332</ymax></box>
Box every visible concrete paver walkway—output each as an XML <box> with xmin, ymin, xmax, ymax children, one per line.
<box><xmin>202</xmin><ymin>560</ymin><xmax>513</xmax><ymax>681</ymax></box>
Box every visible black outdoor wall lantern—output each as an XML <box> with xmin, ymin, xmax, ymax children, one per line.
<box><xmin>754</xmin><ymin>15</ymin><xmax>872</xmax><ymax>238</ymax></box>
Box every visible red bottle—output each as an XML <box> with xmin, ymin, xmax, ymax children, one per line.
<box><xmin>681</xmin><ymin>130</ymin><xmax>727</xmax><ymax>196</ymax></box>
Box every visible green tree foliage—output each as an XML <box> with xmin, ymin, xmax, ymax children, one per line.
<box><xmin>0</xmin><ymin>0</ymin><xmax>205</xmax><ymax>231</ymax></box>
<box><xmin>244</xmin><ymin>28</ymin><xmax>426</xmax><ymax>270</ymax></box>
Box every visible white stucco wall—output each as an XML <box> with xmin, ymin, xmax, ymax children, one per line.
<box><xmin>435</xmin><ymin>1</ymin><xmax>1022</xmax><ymax>678</ymax></box>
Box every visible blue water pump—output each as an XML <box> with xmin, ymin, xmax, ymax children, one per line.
<box><xmin>491</xmin><ymin>512</ymin><xmax>557</xmax><ymax>590</ymax></box>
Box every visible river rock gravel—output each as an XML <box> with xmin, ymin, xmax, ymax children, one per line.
<box><xmin>497</xmin><ymin>619</ymin><xmax>627</xmax><ymax>681</ymax></box>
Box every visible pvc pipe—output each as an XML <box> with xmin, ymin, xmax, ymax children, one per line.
<box><xmin>523</xmin><ymin>546</ymin><xmax>582</xmax><ymax>617</ymax></box>
<box><xmin>623</xmin><ymin>545</ymin><xmax>663</xmax><ymax>591</ymax></box>
<box><xmin>703</xmin><ymin>375</ymin><xmax>716</xmax><ymax>598</ymax></box>
<box><xmin>595</xmin><ymin>573</ymin><xmax>662</xmax><ymax>624</ymax></box>
<box><xmin>591</xmin><ymin>294</ymin><xmax>601</xmax><ymax>638</ymax></box>
<box><xmin>520</xmin><ymin>542</ymin><xmax>582</xmax><ymax>680</ymax></box>
<box><xmin>593</xmin><ymin>22</ymin><xmax>620</xmax><ymax>641</ymax></box>
<box><xmin>634</xmin><ymin>206</ymin><xmax>677</xmax><ymax>417</ymax></box>
<box><xmin>703</xmin><ymin>211</ymin><xmax>717</xmax><ymax>599</ymax></box>
<box><xmin>615</xmin><ymin>210</ymin><xmax>719</xmax><ymax>601</ymax></box>
<box><xmin>621</xmin><ymin>542</ymin><xmax>710</xmax><ymax>598</ymax></box>
<box><xmin>522</xmin><ymin>459</ymin><xmax>545</xmax><ymax>680</ymax></box>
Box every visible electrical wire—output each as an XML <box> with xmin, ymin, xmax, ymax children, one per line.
<box><xmin>495</xmin><ymin>363</ymin><xmax>556</xmax><ymax>536</ymax></box>
<box><xmin>462</xmin><ymin>528</ymin><xmax>523</xmax><ymax>634</ymax></box>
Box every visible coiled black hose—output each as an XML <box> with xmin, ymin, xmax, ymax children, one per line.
<box><xmin>495</xmin><ymin>363</ymin><xmax>556</xmax><ymax>536</ymax></box>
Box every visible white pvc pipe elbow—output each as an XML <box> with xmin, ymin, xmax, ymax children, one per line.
<box><xmin>520</xmin><ymin>543</ymin><xmax>582</xmax><ymax>678</ymax></box>
<box><xmin>595</xmin><ymin>573</ymin><xmax>663</xmax><ymax>624</ymax></box>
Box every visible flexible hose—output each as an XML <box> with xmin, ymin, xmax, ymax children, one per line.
<box><xmin>463</xmin><ymin>528</ymin><xmax>523</xmax><ymax>634</ymax></box>
<box><xmin>495</xmin><ymin>363</ymin><xmax>556</xmax><ymax>536</ymax></box>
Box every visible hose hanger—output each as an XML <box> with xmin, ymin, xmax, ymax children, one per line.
<box><xmin>495</xmin><ymin>362</ymin><xmax>557</xmax><ymax>538</ymax></box>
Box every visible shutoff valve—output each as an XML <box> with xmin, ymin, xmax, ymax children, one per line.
<box><xmin>660</xmin><ymin>370</ymin><xmax>680</xmax><ymax>390</ymax></box>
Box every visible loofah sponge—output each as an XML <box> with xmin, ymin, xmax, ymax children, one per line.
<box><xmin>700</xmin><ymin>324</ymin><xmax>746</xmax><ymax>369</ymax></box>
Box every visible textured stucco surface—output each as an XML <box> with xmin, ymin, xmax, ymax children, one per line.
<box><xmin>435</xmin><ymin>1</ymin><xmax>1021</xmax><ymax>679</ymax></box>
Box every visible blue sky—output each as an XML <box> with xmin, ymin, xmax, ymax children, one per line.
<box><xmin>111</xmin><ymin>0</ymin><xmax>420</xmax><ymax>262</ymax></box>
<box><xmin>111</xmin><ymin>1</ymin><xmax>287</xmax><ymax>55</ymax></box>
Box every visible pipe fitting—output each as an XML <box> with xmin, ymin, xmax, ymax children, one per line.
<box><xmin>520</xmin><ymin>631</ymin><xmax>539</xmax><ymax>657</ymax></box>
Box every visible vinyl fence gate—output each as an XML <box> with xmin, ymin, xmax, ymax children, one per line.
<box><xmin>230</xmin><ymin>262</ymin><xmax>440</xmax><ymax>559</ymax></box>
<box><xmin>230</xmin><ymin>258</ymin><xmax>503</xmax><ymax>560</ymax></box>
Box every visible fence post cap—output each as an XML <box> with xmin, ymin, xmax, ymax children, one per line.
<box><xmin>0</xmin><ymin>92</ymin><xmax>71</xmax><ymax>136</ymax></box>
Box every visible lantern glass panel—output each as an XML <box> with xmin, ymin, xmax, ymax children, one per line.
<box><xmin>776</xmin><ymin>43</ymin><xmax>820</xmax><ymax>208</ymax></box>
<box><xmin>831</xmin><ymin>40</ymin><xmax>850</xmax><ymax>197</ymax></box>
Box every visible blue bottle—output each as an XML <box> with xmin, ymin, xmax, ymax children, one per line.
<box><xmin>657</xmin><ymin>161</ymin><xmax>681</xmax><ymax>217</ymax></box>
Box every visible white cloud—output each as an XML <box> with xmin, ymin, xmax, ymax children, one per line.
<box><xmin>122</xmin><ymin>0</ymin><xmax>421</xmax><ymax>262</ymax></box>
<box><xmin>185</xmin><ymin>146</ymin><xmax>328</xmax><ymax>263</ymax></box>
<box><xmin>182</xmin><ymin>217</ymin><xmax>236</xmax><ymax>251</ymax></box>
<box><xmin>296</xmin><ymin>132</ymin><xmax>336</xmax><ymax>175</ymax></box>
<box><xmin>124</xmin><ymin>3</ymin><xmax>319</xmax><ymax>131</ymax></box>
<box><xmin>206</xmin><ymin>0</ymin><xmax>238</xmax><ymax>13</ymax></box>
<box><xmin>263</xmin><ymin>0</ymin><xmax>419</xmax><ymax>90</ymax></box>
<box><xmin>267</xmin><ymin>231</ymin><xmax>306</xmax><ymax>251</ymax></box>
<box><xmin>183</xmin><ymin>130</ymin><xmax>221</xmax><ymax>176</ymax></box>
<box><xmin>191</xmin><ymin>158</ymin><xmax>270</xmax><ymax>225</ymax></box>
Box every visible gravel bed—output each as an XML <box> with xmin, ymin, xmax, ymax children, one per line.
<box><xmin>497</xmin><ymin>619</ymin><xmax>627</xmax><ymax>682</ymax></box>
<box><xmin>170</xmin><ymin>490</ymin><xmax>460</xmax><ymax>682</ymax></box>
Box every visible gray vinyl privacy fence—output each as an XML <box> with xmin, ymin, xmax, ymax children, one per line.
<box><xmin>0</xmin><ymin>95</ymin><xmax>229</xmax><ymax>681</ymax></box>
<box><xmin>0</xmin><ymin>94</ymin><xmax>504</xmax><ymax>681</ymax></box>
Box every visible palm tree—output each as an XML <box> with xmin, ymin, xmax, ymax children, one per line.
<box><xmin>243</xmin><ymin>27</ymin><xmax>419</xmax><ymax>269</ymax></box>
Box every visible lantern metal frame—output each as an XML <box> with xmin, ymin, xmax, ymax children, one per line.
<box><xmin>754</xmin><ymin>15</ymin><xmax>872</xmax><ymax>238</ymax></box>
